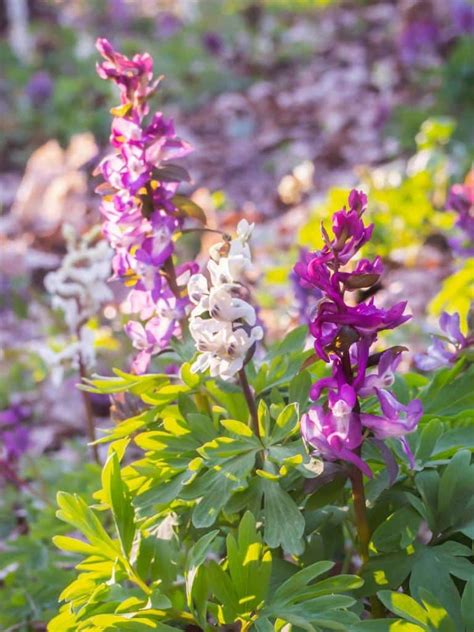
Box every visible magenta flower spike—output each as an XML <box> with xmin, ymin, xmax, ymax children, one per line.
<box><xmin>295</xmin><ymin>190</ymin><xmax>423</xmax><ymax>474</ymax></box>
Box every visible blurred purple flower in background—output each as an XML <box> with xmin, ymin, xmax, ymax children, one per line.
<box><xmin>156</xmin><ymin>13</ymin><xmax>183</xmax><ymax>39</ymax></box>
<box><xmin>25</xmin><ymin>71</ymin><xmax>53</xmax><ymax>107</ymax></box>
<box><xmin>415</xmin><ymin>311</ymin><xmax>472</xmax><ymax>370</ymax></box>
<box><xmin>0</xmin><ymin>404</ymin><xmax>31</xmax><ymax>463</ymax></box>
<box><xmin>399</xmin><ymin>19</ymin><xmax>441</xmax><ymax>65</ymax></box>
<box><xmin>451</xmin><ymin>0</ymin><xmax>474</xmax><ymax>35</ymax></box>
<box><xmin>202</xmin><ymin>32</ymin><xmax>224</xmax><ymax>56</ymax></box>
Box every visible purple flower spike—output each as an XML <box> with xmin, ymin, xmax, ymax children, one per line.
<box><xmin>301</xmin><ymin>406</ymin><xmax>372</xmax><ymax>478</ymax></box>
<box><xmin>95</xmin><ymin>39</ymin><xmax>198</xmax><ymax>371</ymax></box>
<box><xmin>297</xmin><ymin>189</ymin><xmax>422</xmax><ymax>476</ymax></box>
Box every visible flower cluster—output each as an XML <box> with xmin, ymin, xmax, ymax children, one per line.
<box><xmin>416</xmin><ymin>311</ymin><xmax>472</xmax><ymax>371</ymax></box>
<box><xmin>446</xmin><ymin>174</ymin><xmax>474</xmax><ymax>256</ymax></box>
<box><xmin>188</xmin><ymin>220</ymin><xmax>263</xmax><ymax>381</ymax></box>
<box><xmin>295</xmin><ymin>190</ymin><xmax>423</xmax><ymax>476</ymax></box>
<box><xmin>95</xmin><ymin>38</ymin><xmax>197</xmax><ymax>372</ymax></box>
<box><xmin>44</xmin><ymin>225</ymin><xmax>112</xmax><ymax>333</ymax></box>
<box><xmin>41</xmin><ymin>225</ymin><xmax>112</xmax><ymax>383</ymax></box>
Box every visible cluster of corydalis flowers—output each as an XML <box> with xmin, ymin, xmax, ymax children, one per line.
<box><xmin>41</xmin><ymin>225</ymin><xmax>112</xmax><ymax>385</ymax></box>
<box><xmin>95</xmin><ymin>38</ymin><xmax>197</xmax><ymax>373</ymax></box>
<box><xmin>188</xmin><ymin>220</ymin><xmax>263</xmax><ymax>381</ymax></box>
<box><xmin>295</xmin><ymin>190</ymin><xmax>423</xmax><ymax>477</ymax></box>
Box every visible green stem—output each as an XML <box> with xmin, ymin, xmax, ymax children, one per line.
<box><xmin>350</xmin><ymin>466</ymin><xmax>385</xmax><ymax>618</ymax></box>
<box><xmin>238</xmin><ymin>367</ymin><xmax>260</xmax><ymax>439</ymax></box>
<box><xmin>342</xmin><ymin>350</ymin><xmax>384</xmax><ymax>619</ymax></box>
<box><xmin>162</xmin><ymin>254</ymin><xmax>189</xmax><ymax>336</ymax></box>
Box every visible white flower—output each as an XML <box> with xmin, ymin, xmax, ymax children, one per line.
<box><xmin>190</xmin><ymin>318</ymin><xmax>263</xmax><ymax>381</ymax></box>
<box><xmin>187</xmin><ymin>220</ymin><xmax>262</xmax><ymax>381</ymax></box>
<box><xmin>33</xmin><ymin>326</ymin><xmax>96</xmax><ymax>386</ymax></box>
<box><xmin>208</xmin><ymin>219</ymin><xmax>255</xmax><ymax>284</ymax></box>
<box><xmin>44</xmin><ymin>227</ymin><xmax>113</xmax><ymax>332</ymax></box>
<box><xmin>188</xmin><ymin>274</ymin><xmax>256</xmax><ymax>325</ymax></box>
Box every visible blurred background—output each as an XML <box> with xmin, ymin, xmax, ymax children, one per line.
<box><xmin>0</xmin><ymin>1</ymin><xmax>473</xmax><ymax>628</ymax></box>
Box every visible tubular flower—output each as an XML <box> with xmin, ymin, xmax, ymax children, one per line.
<box><xmin>415</xmin><ymin>311</ymin><xmax>472</xmax><ymax>371</ymax></box>
<box><xmin>294</xmin><ymin>190</ymin><xmax>422</xmax><ymax>475</ymax></box>
<box><xmin>188</xmin><ymin>220</ymin><xmax>263</xmax><ymax>381</ymax></box>
<box><xmin>95</xmin><ymin>38</ymin><xmax>197</xmax><ymax>372</ymax></box>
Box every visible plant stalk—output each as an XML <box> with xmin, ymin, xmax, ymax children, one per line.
<box><xmin>78</xmin><ymin>354</ymin><xmax>100</xmax><ymax>465</ymax></box>
<box><xmin>342</xmin><ymin>350</ymin><xmax>384</xmax><ymax>618</ymax></box>
<box><xmin>238</xmin><ymin>367</ymin><xmax>259</xmax><ymax>438</ymax></box>
<box><xmin>163</xmin><ymin>254</ymin><xmax>189</xmax><ymax>337</ymax></box>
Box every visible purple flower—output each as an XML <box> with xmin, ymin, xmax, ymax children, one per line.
<box><xmin>360</xmin><ymin>390</ymin><xmax>423</xmax><ymax>467</ymax></box>
<box><xmin>358</xmin><ymin>349</ymin><xmax>402</xmax><ymax>397</ymax></box>
<box><xmin>415</xmin><ymin>311</ymin><xmax>470</xmax><ymax>371</ymax></box>
<box><xmin>326</xmin><ymin>209</ymin><xmax>374</xmax><ymax>265</ymax></box>
<box><xmin>399</xmin><ymin>20</ymin><xmax>441</xmax><ymax>66</ymax></box>
<box><xmin>446</xmin><ymin>178</ymin><xmax>474</xmax><ymax>255</ymax></box>
<box><xmin>125</xmin><ymin>316</ymin><xmax>175</xmax><ymax>373</ymax></box>
<box><xmin>451</xmin><ymin>0</ymin><xmax>474</xmax><ymax>35</ymax></box>
<box><xmin>296</xmin><ymin>190</ymin><xmax>422</xmax><ymax>475</ymax></box>
<box><xmin>96</xmin><ymin>38</ymin><xmax>157</xmax><ymax>117</ymax></box>
<box><xmin>95</xmin><ymin>38</ymin><xmax>198</xmax><ymax>371</ymax></box>
<box><xmin>156</xmin><ymin>13</ymin><xmax>183</xmax><ymax>39</ymax></box>
<box><xmin>301</xmin><ymin>405</ymin><xmax>371</xmax><ymax>477</ymax></box>
<box><xmin>310</xmin><ymin>299</ymin><xmax>410</xmax><ymax>360</ymax></box>
<box><xmin>336</xmin><ymin>257</ymin><xmax>383</xmax><ymax>291</ymax></box>
<box><xmin>202</xmin><ymin>32</ymin><xmax>224</xmax><ymax>56</ymax></box>
<box><xmin>0</xmin><ymin>405</ymin><xmax>31</xmax><ymax>463</ymax></box>
<box><xmin>25</xmin><ymin>71</ymin><xmax>53</xmax><ymax>107</ymax></box>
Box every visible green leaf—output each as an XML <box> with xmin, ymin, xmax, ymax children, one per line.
<box><xmin>371</xmin><ymin>507</ymin><xmax>423</xmax><ymax>553</ymax></box>
<box><xmin>172</xmin><ymin>194</ymin><xmax>207</xmax><ymax>224</ymax></box>
<box><xmin>420</xmin><ymin>364</ymin><xmax>474</xmax><ymax>420</ymax></box>
<box><xmin>377</xmin><ymin>591</ymin><xmax>428</xmax><ymax>626</ymax></box>
<box><xmin>359</xmin><ymin>550</ymin><xmax>415</xmax><ymax>596</ymax></box>
<box><xmin>207</xmin><ymin>512</ymin><xmax>272</xmax><ymax>624</ymax></box>
<box><xmin>415</xmin><ymin>419</ymin><xmax>444</xmax><ymax>464</ymax></box>
<box><xmin>185</xmin><ymin>530</ymin><xmax>219</xmax><ymax>622</ymax></box>
<box><xmin>258</xmin><ymin>400</ymin><xmax>271</xmax><ymax>439</ymax></box>
<box><xmin>52</xmin><ymin>535</ymin><xmax>97</xmax><ymax>556</ymax></box>
<box><xmin>220</xmin><ymin>418</ymin><xmax>255</xmax><ymax>438</ymax></box>
<box><xmin>56</xmin><ymin>492</ymin><xmax>119</xmax><ymax>560</ymax></box>
<box><xmin>461</xmin><ymin>576</ymin><xmax>474</xmax><ymax>629</ymax></box>
<box><xmin>437</xmin><ymin>450</ymin><xmax>473</xmax><ymax>527</ymax></box>
<box><xmin>289</xmin><ymin>370</ymin><xmax>312</xmax><ymax>410</ymax></box>
<box><xmin>269</xmin><ymin>403</ymin><xmax>299</xmax><ymax>445</ymax></box>
<box><xmin>101</xmin><ymin>452</ymin><xmax>136</xmax><ymax>557</ymax></box>
<box><xmin>262</xmin><ymin>479</ymin><xmax>305</xmax><ymax>554</ymax></box>
<box><xmin>418</xmin><ymin>589</ymin><xmax>457</xmax><ymax>632</ymax></box>
<box><xmin>272</xmin><ymin>561</ymin><xmax>334</xmax><ymax>603</ymax></box>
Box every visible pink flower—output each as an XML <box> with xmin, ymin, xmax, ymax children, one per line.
<box><xmin>360</xmin><ymin>390</ymin><xmax>423</xmax><ymax>467</ymax></box>
<box><xmin>301</xmin><ymin>405</ymin><xmax>371</xmax><ymax>477</ymax></box>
